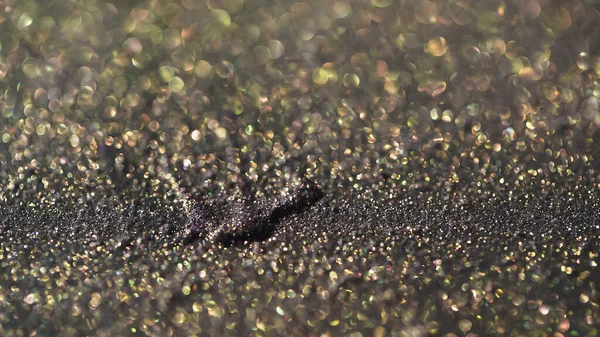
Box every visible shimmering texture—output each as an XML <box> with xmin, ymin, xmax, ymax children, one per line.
<box><xmin>1</xmin><ymin>0</ymin><xmax>600</xmax><ymax>336</ymax></box>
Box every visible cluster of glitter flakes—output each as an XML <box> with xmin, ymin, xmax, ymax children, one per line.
<box><xmin>2</xmin><ymin>0</ymin><xmax>600</xmax><ymax>336</ymax></box>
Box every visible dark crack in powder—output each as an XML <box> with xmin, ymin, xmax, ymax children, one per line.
<box><xmin>184</xmin><ymin>181</ymin><xmax>324</xmax><ymax>246</ymax></box>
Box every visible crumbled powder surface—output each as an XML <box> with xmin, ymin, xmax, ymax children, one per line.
<box><xmin>1</xmin><ymin>0</ymin><xmax>600</xmax><ymax>336</ymax></box>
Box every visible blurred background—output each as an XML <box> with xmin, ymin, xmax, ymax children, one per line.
<box><xmin>0</xmin><ymin>0</ymin><xmax>600</xmax><ymax>196</ymax></box>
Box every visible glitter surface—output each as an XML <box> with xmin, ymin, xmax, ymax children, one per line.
<box><xmin>1</xmin><ymin>0</ymin><xmax>600</xmax><ymax>335</ymax></box>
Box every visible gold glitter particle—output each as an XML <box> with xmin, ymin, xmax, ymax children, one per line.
<box><xmin>123</xmin><ymin>37</ymin><xmax>143</xmax><ymax>54</ymax></box>
<box><xmin>159</xmin><ymin>66</ymin><xmax>175</xmax><ymax>82</ymax></box>
<box><xmin>577</xmin><ymin>52</ymin><xmax>590</xmax><ymax>71</ymax></box>
<box><xmin>371</xmin><ymin>0</ymin><xmax>392</xmax><ymax>8</ymax></box>
<box><xmin>416</xmin><ymin>1</ymin><xmax>439</xmax><ymax>24</ymax></box>
<box><xmin>194</xmin><ymin>60</ymin><xmax>213</xmax><ymax>79</ymax></box>
<box><xmin>18</xmin><ymin>13</ymin><xmax>34</xmax><ymax>32</ymax></box>
<box><xmin>207</xmin><ymin>0</ymin><xmax>244</xmax><ymax>13</ymax></box>
<box><xmin>268</xmin><ymin>40</ymin><xmax>285</xmax><ymax>59</ymax></box>
<box><xmin>343</xmin><ymin>73</ymin><xmax>360</xmax><ymax>88</ymax></box>
<box><xmin>169</xmin><ymin>76</ymin><xmax>185</xmax><ymax>92</ymax></box>
<box><xmin>485</xmin><ymin>37</ymin><xmax>506</xmax><ymax>56</ymax></box>
<box><xmin>332</xmin><ymin>2</ymin><xmax>352</xmax><ymax>19</ymax></box>
<box><xmin>209</xmin><ymin>9</ymin><xmax>232</xmax><ymax>28</ymax></box>
<box><xmin>216</xmin><ymin>61</ymin><xmax>234</xmax><ymax>79</ymax></box>
<box><xmin>426</xmin><ymin>37</ymin><xmax>447</xmax><ymax>57</ymax></box>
